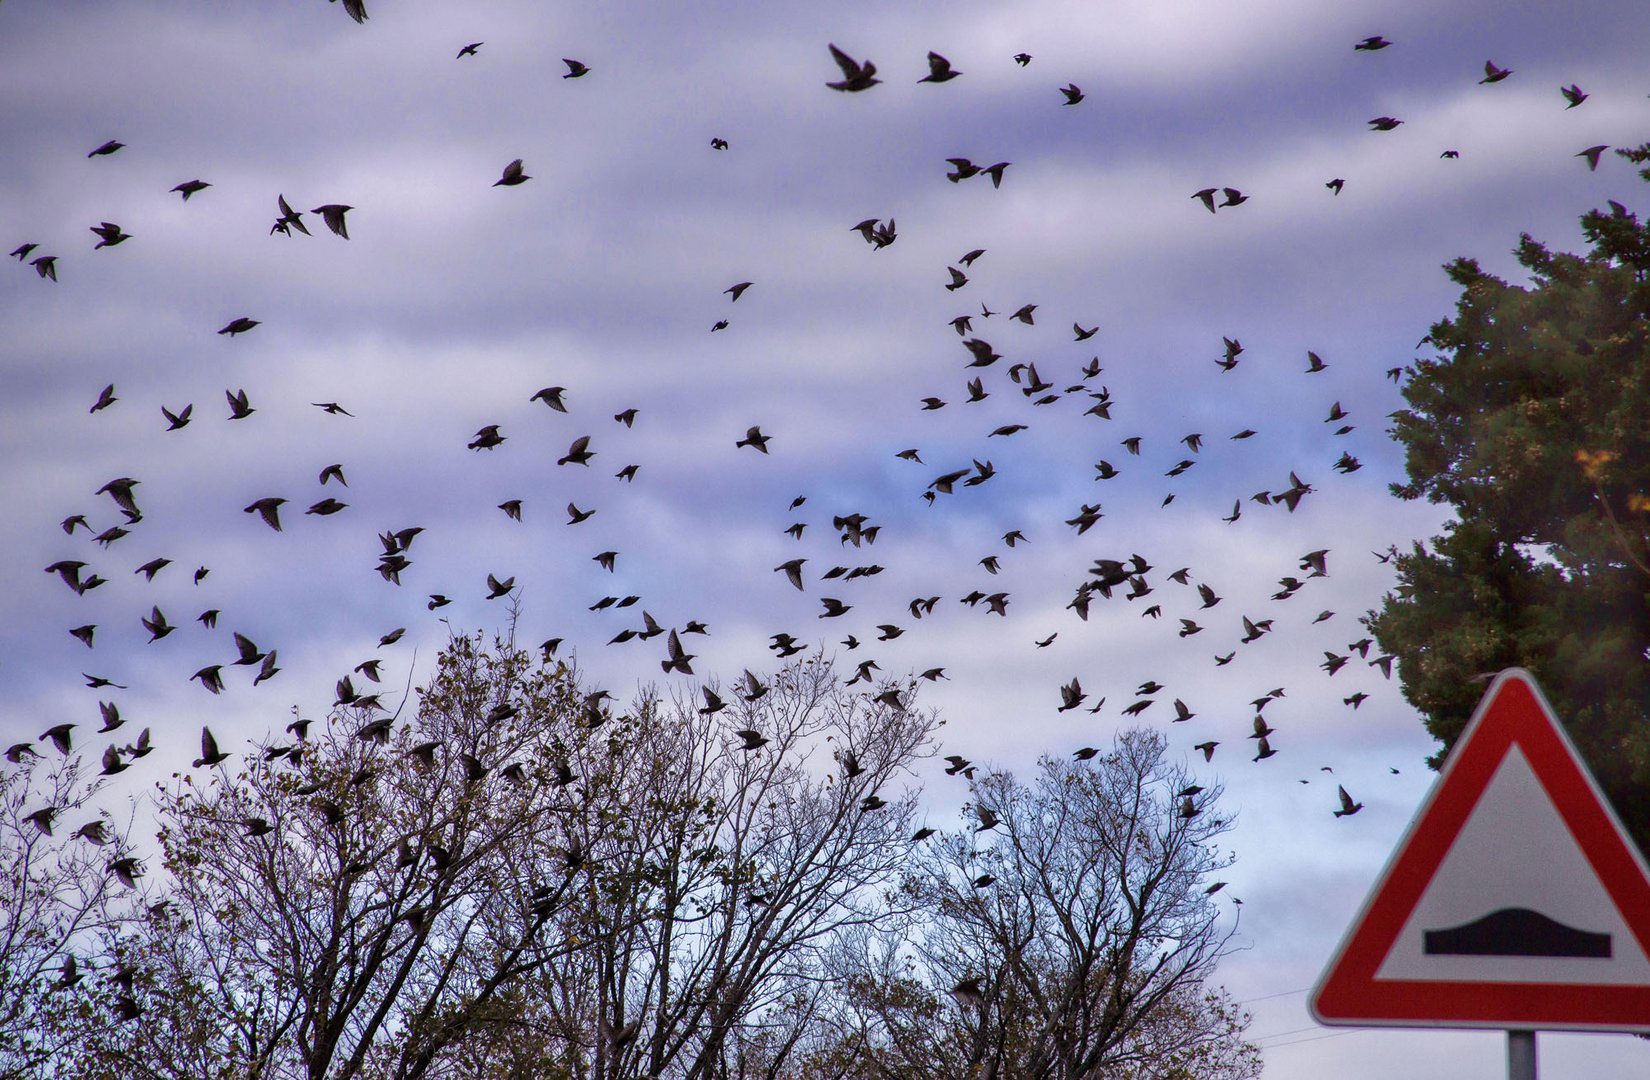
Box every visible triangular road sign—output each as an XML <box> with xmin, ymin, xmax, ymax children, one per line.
<box><xmin>1311</xmin><ymin>668</ymin><xmax>1650</xmax><ymax>1031</ymax></box>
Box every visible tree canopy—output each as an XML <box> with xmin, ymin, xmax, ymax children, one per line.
<box><xmin>1373</xmin><ymin>143</ymin><xmax>1650</xmax><ymax>846</ymax></box>
<box><xmin>4</xmin><ymin>636</ymin><xmax>1256</xmax><ymax>1079</ymax></box>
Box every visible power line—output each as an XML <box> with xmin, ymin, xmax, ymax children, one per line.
<box><xmin>1262</xmin><ymin>1029</ymin><xmax>1363</xmax><ymax>1050</ymax></box>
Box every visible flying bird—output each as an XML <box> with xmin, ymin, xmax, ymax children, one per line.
<box><xmin>1060</xmin><ymin>83</ymin><xmax>1084</xmax><ymax>105</ymax></box>
<box><xmin>826</xmin><ymin>44</ymin><xmax>879</xmax><ymax>91</ymax></box>
<box><xmin>1560</xmin><ymin>83</ymin><xmax>1588</xmax><ymax>108</ymax></box>
<box><xmin>272</xmin><ymin>194</ymin><xmax>309</xmax><ymax>236</ymax></box>
<box><xmin>775</xmin><ymin>558</ymin><xmax>806</xmax><ymax>591</ymax></box>
<box><xmin>558</xmin><ymin>434</ymin><xmax>594</xmax><ymax>465</ymax></box>
<box><xmin>312</xmin><ymin>204</ymin><xmax>353</xmax><ymax>238</ymax></box>
<box><xmin>41</xmin><ymin>723</ymin><xmax>75</xmax><ymax>755</ymax></box>
<box><xmin>87</xmin><ymin>139</ymin><xmax>124</xmax><ymax>158</ymax></box>
<box><xmin>662</xmin><ymin>629</ymin><xmax>694</xmax><ymax>675</ymax></box>
<box><xmin>193</xmin><ymin>727</ymin><xmax>230</xmax><ymax>767</ymax></box>
<box><xmin>494</xmin><ymin>159</ymin><xmax>530</xmax><ymax>186</ymax></box>
<box><xmin>531</xmin><ymin>386</ymin><xmax>567</xmax><ymax>411</ymax></box>
<box><xmin>243</xmin><ymin>497</ymin><xmax>286</xmax><ymax>531</ymax></box>
<box><xmin>562</xmin><ymin>58</ymin><xmax>591</xmax><ymax>78</ymax></box>
<box><xmin>89</xmin><ymin>222</ymin><xmax>130</xmax><ymax>248</ymax></box>
<box><xmin>920</xmin><ymin>52</ymin><xmax>961</xmax><ymax>82</ymax></box>
<box><xmin>1354</xmin><ymin>36</ymin><xmax>1392</xmax><ymax>50</ymax></box>
<box><xmin>1480</xmin><ymin>60</ymin><xmax>1512</xmax><ymax>84</ymax></box>
<box><xmin>1057</xmin><ymin>678</ymin><xmax>1085</xmax><ymax>712</ymax></box>
<box><xmin>457</xmin><ymin>42</ymin><xmax>482</xmax><ymax>58</ymax></box>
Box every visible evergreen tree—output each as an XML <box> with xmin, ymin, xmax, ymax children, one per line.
<box><xmin>1373</xmin><ymin>144</ymin><xmax>1650</xmax><ymax>847</ymax></box>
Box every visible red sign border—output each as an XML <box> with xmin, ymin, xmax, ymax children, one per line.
<box><xmin>1310</xmin><ymin>668</ymin><xmax>1650</xmax><ymax>1031</ymax></box>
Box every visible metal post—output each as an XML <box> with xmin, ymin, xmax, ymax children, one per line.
<box><xmin>1507</xmin><ymin>1029</ymin><xmax>1537</xmax><ymax>1080</ymax></box>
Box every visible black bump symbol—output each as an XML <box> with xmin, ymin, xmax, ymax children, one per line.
<box><xmin>1424</xmin><ymin>907</ymin><xmax>1611</xmax><ymax>958</ymax></box>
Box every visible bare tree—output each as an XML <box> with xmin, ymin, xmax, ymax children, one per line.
<box><xmin>82</xmin><ymin>633</ymin><xmax>622</xmax><ymax>1080</ymax></box>
<box><xmin>0</xmin><ymin>745</ymin><xmax>136</xmax><ymax>1079</ymax></box>
<box><xmin>824</xmin><ymin>728</ymin><xmax>1257</xmax><ymax>1080</ymax></box>
<box><xmin>522</xmin><ymin>654</ymin><xmax>942</xmax><ymax>1080</ymax></box>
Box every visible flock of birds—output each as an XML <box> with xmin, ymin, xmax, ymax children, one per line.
<box><xmin>7</xmin><ymin>9</ymin><xmax>1629</xmax><ymax>937</ymax></box>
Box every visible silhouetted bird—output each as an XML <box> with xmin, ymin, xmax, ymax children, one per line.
<box><xmin>826</xmin><ymin>44</ymin><xmax>879</xmax><ymax>91</ymax></box>
<box><xmin>920</xmin><ymin>51</ymin><xmax>961</xmax><ymax>82</ymax></box>
<box><xmin>494</xmin><ymin>159</ymin><xmax>530</xmax><ymax>186</ymax></box>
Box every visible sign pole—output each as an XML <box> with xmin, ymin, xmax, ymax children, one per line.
<box><xmin>1507</xmin><ymin>1029</ymin><xmax>1536</xmax><ymax>1080</ymax></box>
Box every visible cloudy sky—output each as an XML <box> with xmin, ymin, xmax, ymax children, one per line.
<box><xmin>5</xmin><ymin>0</ymin><xmax>1649</xmax><ymax>1074</ymax></box>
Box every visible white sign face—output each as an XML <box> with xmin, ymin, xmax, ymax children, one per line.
<box><xmin>1311</xmin><ymin>669</ymin><xmax>1650</xmax><ymax>1031</ymax></box>
<box><xmin>1376</xmin><ymin>746</ymin><xmax>1650</xmax><ymax>986</ymax></box>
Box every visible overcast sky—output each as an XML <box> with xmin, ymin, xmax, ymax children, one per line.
<box><xmin>5</xmin><ymin>1</ymin><xmax>1650</xmax><ymax>1074</ymax></box>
